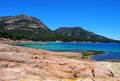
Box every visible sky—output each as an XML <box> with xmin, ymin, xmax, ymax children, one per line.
<box><xmin>0</xmin><ymin>0</ymin><xmax>120</xmax><ymax>40</ymax></box>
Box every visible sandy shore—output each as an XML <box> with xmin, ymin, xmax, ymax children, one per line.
<box><xmin>0</xmin><ymin>43</ymin><xmax>120</xmax><ymax>81</ymax></box>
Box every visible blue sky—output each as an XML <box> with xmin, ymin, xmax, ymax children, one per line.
<box><xmin>0</xmin><ymin>0</ymin><xmax>120</xmax><ymax>40</ymax></box>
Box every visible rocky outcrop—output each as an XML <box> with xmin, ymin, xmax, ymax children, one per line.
<box><xmin>0</xmin><ymin>38</ymin><xmax>33</xmax><ymax>44</ymax></box>
<box><xmin>0</xmin><ymin>43</ymin><xmax>120</xmax><ymax>81</ymax></box>
<box><xmin>0</xmin><ymin>14</ymin><xmax>49</xmax><ymax>30</ymax></box>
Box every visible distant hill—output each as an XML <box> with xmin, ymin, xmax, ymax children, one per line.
<box><xmin>0</xmin><ymin>14</ymin><xmax>119</xmax><ymax>43</ymax></box>
<box><xmin>54</xmin><ymin>27</ymin><xmax>120</xmax><ymax>42</ymax></box>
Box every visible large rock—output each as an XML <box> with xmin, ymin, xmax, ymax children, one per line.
<box><xmin>0</xmin><ymin>43</ymin><xmax>120</xmax><ymax>81</ymax></box>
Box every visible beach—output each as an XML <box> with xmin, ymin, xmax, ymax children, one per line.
<box><xmin>0</xmin><ymin>43</ymin><xmax>120</xmax><ymax>81</ymax></box>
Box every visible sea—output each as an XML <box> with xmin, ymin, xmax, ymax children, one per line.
<box><xmin>15</xmin><ymin>42</ymin><xmax>120</xmax><ymax>61</ymax></box>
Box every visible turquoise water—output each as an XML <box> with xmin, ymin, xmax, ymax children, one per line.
<box><xmin>15</xmin><ymin>42</ymin><xmax>120</xmax><ymax>61</ymax></box>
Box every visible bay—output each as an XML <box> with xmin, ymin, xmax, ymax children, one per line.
<box><xmin>15</xmin><ymin>42</ymin><xmax>120</xmax><ymax>61</ymax></box>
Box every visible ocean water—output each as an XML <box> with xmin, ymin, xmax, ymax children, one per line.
<box><xmin>15</xmin><ymin>42</ymin><xmax>120</xmax><ymax>61</ymax></box>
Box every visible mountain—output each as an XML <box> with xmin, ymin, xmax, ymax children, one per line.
<box><xmin>0</xmin><ymin>14</ymin><xmax>119</xmax><ymax>42</ymax></box>
<box><xmin>0</xmin><ymin>14</ymin><xmax>50</xmax><ymax>30</ymax></box>
<box><xmin>54</xmin><ymin>27</ymin><xmax>119</xmax><ymax>42</ymax></box>
<box><xmin>0</xmin><ymin>14</ymin><xmax>55</xmax><ymax>41</ymax></box>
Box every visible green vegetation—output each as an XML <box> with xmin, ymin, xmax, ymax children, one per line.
<box><xmin>0</xmin><ymin>14</ymin><xmax>120</xmax><ymax>43</ymax></box>
<box><xmin>0</xmin><ymin>29</ymin><xmax>120</xmax><ymax>43</ymax></box>
<box><xmin>82</xmin><ymin>50</ymin><xmax>106</xmax><ymax>60</ymax></box>
<box><xmin>55</xmin><ymin>27</ymin><xmax>120</xmax><ymax>43</ymax></box>
<box><xmin>0</xmin><ymin>29</ymin><xmax>77</xmax><ymax>41</ymax></box>
<box><xmin>105</xmin><ymin>60</ymin><xmax>120</xmax><ymax>62</ymax></box>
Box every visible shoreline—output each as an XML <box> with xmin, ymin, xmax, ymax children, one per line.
<box><xmin>0</xmin><ymin>43</ymin><xmax>120</xmax><ymax>81</ymax></box>
<box><xmin>11</xmin><ymin>40</ymin><xmax>120</xmax><ymax>62</ymax></box>
<box><xmin>0</xmin><ymin>38</ymin><xmax>119</xmax><ymax>62</ymax></box>
<box><xmin>0</xmin><ymin>38</ymin><xmax>33</xmax><ymax>44</ymax></box>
